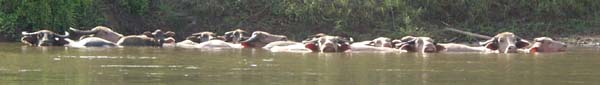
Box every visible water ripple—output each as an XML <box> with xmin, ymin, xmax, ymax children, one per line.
<box><xmin>57</xmin><ymin>55</ymin><xmax>157</xmax><ymax>60</ymax></box>
<box><xmin>99</xmin><ymin>65</ymin><xmax>201</xmax><ymax>70</ymax></box>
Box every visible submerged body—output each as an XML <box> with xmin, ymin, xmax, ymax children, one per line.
<box><xmin>70</xmin><ymin>26</ymin><xmax>123</xmax><ymax>43</ymax></box>
<box><xmin>65</xmin><ymin>37</ymin><xmax>118</xmax><ymax>48</ymax></box>
<box><xmin>263</xmin><ymin>41</ymin><xmax>312</xmax><ymax>53</ymax></box>
<box><xmin>438</xmin><ymin>43</ymin><xmax>494</xmax><ymax>53</ymax></box>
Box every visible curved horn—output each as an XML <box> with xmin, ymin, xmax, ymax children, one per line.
<box><xmin>399</xmin><ymin>36</ymin><xmax>417</xmax><ymax>43</ymax></box>
<box><xmin>21</xmin><ymin>31</ymin><xmax>40</xmax><ymax>36</ymax></box>
<box><xmin>152</xmin><ymin>29</ymin><xmax>163</xmax><ymax>36</ymax></box>
<box><xmin>515</xmin><ymin>37</ymin><xmax>531</xmax><ymax>48</ymax></box>
<box><xmin>242</xmin><ymin>32</ymin><xmax>261</xmax><ymax>43</ymax></box>
<box><xmin>243</xmin><ymin>34</ymin><xmax>258</xmax><ymax>43</ymax></box>
<box><xmin>55</xmin><ymin>31</ymin><xmax>70</xmax><ymax>38</ymax></box>
<box><xmin>479</xmin><ymin>37</ymin><xmax>497</xmax><ymax>46</ymax></box>
<box><xmin>70</xmin><ymin>27</ymin><xmax>98</xmax><ymax>34</ymax></box>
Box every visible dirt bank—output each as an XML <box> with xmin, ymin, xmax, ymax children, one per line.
<box><xmin>559</xmin><ymin>35</ymin><xmax>600</xmax><ymax>47</ymax></box>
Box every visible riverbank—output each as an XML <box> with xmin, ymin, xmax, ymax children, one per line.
<box><xmin>559</xmin><ymin>35</ymin><xmax>600</xmax><ymax>47</ymax></box>
<box><xmin>2</xmin><ymin>0</ymin><xmax>599</xmax><ymax>42</ymax></box>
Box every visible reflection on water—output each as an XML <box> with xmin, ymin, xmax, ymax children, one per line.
<box><xmin>1</xmin><ymin>42</ymin><xmax>600</xmax><ymax>85</ymax></box>
<box><xmin>57</xmin><ymin>55</ymin><xmax>158</xmax><ymax>60</ymax></box>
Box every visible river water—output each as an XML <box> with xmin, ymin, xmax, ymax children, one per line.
<box><xmin>0</xmin><ymin>43</ymin><xmax>599</xmax><ymax>85</ymax></box>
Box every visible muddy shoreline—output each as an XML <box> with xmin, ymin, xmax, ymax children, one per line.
<box><xmin>558</xmin><ymin>36</ymin><xmax>600</xmax><ymax>47</ymax></box>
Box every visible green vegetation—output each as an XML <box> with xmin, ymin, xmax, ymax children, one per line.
<box><xmin>0</xmin><ymin>0</ymin><xmax>104</xmax><ymax>40</ymax></box>
<box><xmin>1</xmin><ymin>0</ymin><xmax>599</xmax><ymax>42</ymax></box>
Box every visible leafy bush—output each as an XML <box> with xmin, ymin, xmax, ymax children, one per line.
<box><xmin>0</xmin><ymin>0</ymin><xmax>104</xmax><ymax>41</ymax></box>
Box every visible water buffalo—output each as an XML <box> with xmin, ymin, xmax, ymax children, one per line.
<box><xmin>394</xmin><ymin>36</ymin><xmax>506</xmax><ymax>53</ymax></box>
<box><xmin>182</xmin><ymin>40</ymin><xmax>243</xmax><ymax>49</ymax></box>
<box><xmin>64</xmin><ymin>37</ymin><xmax>118</xmax><ymax>48</ymax></box>
<box><xmin>263</xmin><ymin>36</ymin><xmax>356</xmax><ymax>53</ymax></box>
<box><xmin>262</xmin><ymin>41</ymin><xmax>313</xmax><ymax>52</ymax></box>
<box><xmin>258</xmin><ymin>33</ymin><xmax>352</xmax><ymax>53</ymax></box>
<box><xmin>436</xmin><ymin>37</ymin><xmax>566</xmax><ymax>53</ymax></box>
<box><xmin>436</xmin><ymin>43</ymin><xmax>492</xmax><ymax>52</ymax></box>
<box><xmin>241</xmin><ymin>31</ymin><xmax>288</xmax><ymax>48</ymax></box>
<box><xmin>394</xmin><ymin>36</ymin><xmax>445</xmax><ymax>53</ymax></box>
<box><xmin>180</xmin><ymin>41</ymin><xmax>241</xmax><ymax>49</ymax></box>
<box><xmin>21</xmin><ymin>30</ymin><xmax>70</xmax><ymax>46</ymax></box>
<box><xmin>116</xmin><ymin>29</ymin><xmax>175</xmax><ymax>47</ymax></box>
<box><xmin>368</xmin><ymin>37</ymin><xmax>394</xmax><ymax>48</ymax></box>
<box><xmin>347</xmin><ymin>37</ymin><xmax>402</xmax><ymax>52</ymax></box>
<box><xmin>259</xmin><ymin>33</ymin><xmax>327</xmax><ymax>52</ymax></box>
<box><xmin>188</xmin><ymin>31</ymin><xmax>219</xmax><ymax>43</ymax></box>
<box><xmin>70</xmin><ymin>26</ymin><xmax>123</xmax><ymax>43</ymax></box>
<box><xmin>176</xmin><ymin>31</ymin><xmax>219</xmax><ymax>48</ymax></box>
<box><xmin>352</xmin><ymin>37</ymin><xmax>394</xmax><ymax>48</ymax></box>
<box><xmin>525</xmin><ymin>37</ymin><xmax>567</xmax><ymax>53</ymax></box>
<box><xmin>299</xmin><ymin>33</ymin><xmax>329</xmax><ymax>43</ymax></box>
<box><xmin>479</xmin><ymin>32</ymin><xmax>530</xmax><ymax>53</ymax></box>
<box><xmin>222</xmin><ymin>29</ymin><xmax>249</xmax><ymax>44</ymax></box>
<box><xmin>303</xmin><ymin>34</ymin><xmax>352</xmax><ymax>52</ymax></box>
<box><xmin>175</xmin><ymin>31</ymin><xmax>242</xmax><ymax>49</ymax></box>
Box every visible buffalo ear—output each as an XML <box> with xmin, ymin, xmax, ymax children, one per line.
<box><xmin>435</xmin><ymin>44</ymin><xmax>446</xmax><ymax>52</ymax></box>
<box><xmin>516</xmin><ymin>38</ymin><xmax>530</xmax><ymax>48</ymax></box>
<box><xmin>339</xmin><ymin>44</ymin><xmax>351</xmax><ymax>52</ymax></box>
<box><xmin>56</xmin><ymin>38</ymin><xmax>70</xmax><ymax>46</ymax></box>
<box><xmin>480</xmin><ymin>37</ymin><xmax>498</xmax><ymax>50</ymax></box>
<box><xmin>305</xmin><ymin>43</ymin><xmax>319</xmax><ymax>52</ymax></box>
<box><xmin>484</xmin><ymin>42</ymin><xmax>499</xmax><ymax>50</ymax></box>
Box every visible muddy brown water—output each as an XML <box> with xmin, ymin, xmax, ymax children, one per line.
<box><xmin>1</xmin><ymin>42</ymin><xmax>600</xmax><ymax>85</ymax></box>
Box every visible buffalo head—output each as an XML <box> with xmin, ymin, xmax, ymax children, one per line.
<box><xmin>21</xmin><ymin>30</ymin><xmax>70</xmax><ymax>46</ymax></box>
<box><xmin>528</xmin><ymin>37</ymin><xmax>567</xmax><ymax>53</ymax></box>
<box><xmin>70</xmin><ymin>26</ymin><xmax>123</xmax><ymax>43</ymax></box>
<box><xmin>186</xmin><ymin>31</ymin><xmax>218</xmax><ymax>43</ymax></box>
<box><xmin>241</xmin><ymin>31</ymin><xmax>288</xmax><ymax>48</ymax></box>
<box><xmin>303</xmin><ymin>34</ymin><xmax>352</xmax><ymax>52</ymax></box>
<box><xmin>222</xmin><ymin>29</ymin><xmax>249</xmax><ymax>44</ymax></box>
<box><xmin>394</xmin><ymin>36</ymin><xmax>445</xmax><ymax>53</ymax></box>
<box><xmin>480</xmin><ymin>32</ymin><xmax>530</xmax><ymax>53</ymax></box>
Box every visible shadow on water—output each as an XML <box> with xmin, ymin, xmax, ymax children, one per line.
<box><xmin>1</xmin><ymin>42</ymin><xmax>600</xmax><ymax>85</ymax></box>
